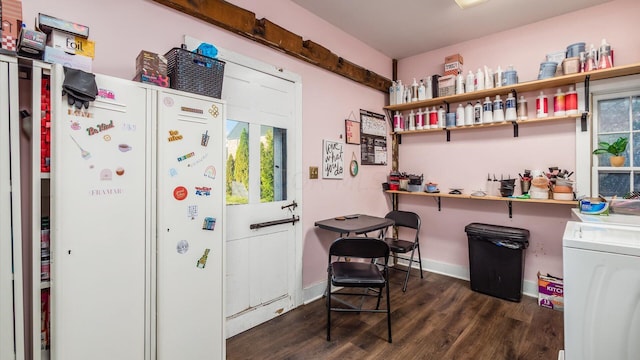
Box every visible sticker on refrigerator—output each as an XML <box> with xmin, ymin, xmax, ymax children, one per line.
<box><xmin>118</xmin><ymin>144</ymin><xmax>132</xmax><ymax>152</ymax></box>
<box><xmin>204</xmin><ymin>166</ymin><xmax>216</xmax><ymax>180</ymax></box>
<box><xmin>195</xmin><ymin>186</ymin><xmax>211</xmax><ymax>196</ymax></box>
<box><xmin>202</xmin><ymin>217</ymin><xmax>216</xmax><ymax>231</ymax></box>
<box><xmin>186</xmin><ymin>153</ymin><xmax>207</xmax><ymax>167</ymax></box>
<box><xmin>181</xmin><ymin>106</ymin><xmax>204</xmax><ymax>114</ymax></box>
<box><xmin>177</xmin><ymin>152</ymin><xmax>195</xmax><ymax>162</ymax></box>
<box><xmin>168</xmin><ymin>130</ymin><xmax>183</xmax><ymax>142</ymax></box>
<box><xmin>70</xmin><ymin>135</ymin><xmax>91</xmax><ymax>159</ymax></box>
<box><xmin>121</xmin><ymin>123</ymin><xmax>137</xmax><ymax>132</ymax></box>
<box><xmin>187</xmin><ymin>205</ymin><xmax>198</xmax><ymax>219</ymax></box>
<box><xmin>173</xmin><ymin>186</ymin><xmax>188</xmax><ymax>201</ymax></box>
<box><xmin>196</xmin><ymin>249</ymin><xmax>210</xmax><ymax>269</ymax></box>
<box><xmin>103</xmin><ymin>134</ymin><xmax>111</xmax><ymax>142</ymax></box>
<box><xmin>201</xmin><ymin>130</ymin><xmax>210</xmax><ymax>147</ymax></box>
<box><xmin>163</xmin><ymin>96</ymin><xmax>174</xmax><ymax>107</ymax></box>
<box><xmin>208</xmin><ymin>104</ymin><xmax>219</xmax><ymax>118</ymax></box>
<box><xmin>70</xmin><ymin>121</ymin><xmax>81</xmax><ymax>130</ymax></box>
<box><xmin>115</xmin><ymin>167</ymin><xmax>125</xmax><ymax>176</ymax></box>
<box><xmin>100</xmin><ymin>169</ymin><xmax>113</xmax><ymax>180</ymax></box>
<box><xmin>169</xmin><ymin>168</ymin><xmax>178</xmax><ymax>177</ymax></box>
<box><xmin>67</xmin><ymin>108</ymin><xmax>93</xmax><ymax>118</ymax></box>
<box><xmin>98</xmin><ymin>88</ymin><xmax>116</xmax><ymax>100</ymax></box>
<box><xmin>86</xmin><ymin>120</ymin><xmax>115</xmax><ymax>136</ymax></box>
<box><xmin>176</xmin><ymin>240</ymin><xmax>189</xmax><ymax>254</ymax></box>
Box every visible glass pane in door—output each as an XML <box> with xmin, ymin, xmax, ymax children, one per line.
<box><xmin>260</xmin><ymin>125</ymin><xmax>287</xmax><ymax>203</ymax></box>
<box><xmin>226</xmin><ymin>120</ymin><xmax>249</xmax><ymax>204</ymax></box>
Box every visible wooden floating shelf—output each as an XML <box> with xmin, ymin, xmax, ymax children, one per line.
<box><xmin>386</xmin><ymin>190</ymin><xmax>577</xmax><ymax>205</ymax></box>
<box><xmin>384</xmin><ymin>62</ymin><xmax>640</xmax><ymax>112</ymax></box>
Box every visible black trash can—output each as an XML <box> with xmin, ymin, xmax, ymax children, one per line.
<box><xmin>464</xmin><ymin>223</ymin><xmax>529</xmax><ymax>302</ymax></box>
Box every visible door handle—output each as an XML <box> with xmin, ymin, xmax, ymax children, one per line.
<box><xmin>281</xmin><ymin>200</ymin><xmax>297</xmax><ymax>210</ymax></box>
<box><xmin>250</xmin><ymin>215</ymin><xmax>300</xmax><ymax>229</ymax></box>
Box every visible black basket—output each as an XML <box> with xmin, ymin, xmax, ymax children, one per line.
<box><xmin>164</xmin><ymin>47</ymin><xmax>225</xmax><ymax>99</ymax></box>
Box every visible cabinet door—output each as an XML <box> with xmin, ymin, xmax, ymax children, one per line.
<box><xmin>155</xmin><ymin>90</ymin><xmax>225</xmax><ymax>360</ymax></box>
<box><xmin>50</xmin><ymin>68</ymin><xmax>152</xmax><ymax>360</ymax></box>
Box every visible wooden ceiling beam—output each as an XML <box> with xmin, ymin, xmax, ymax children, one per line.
<box><xmin>152</xmin><ymin>0</ymin><xmax>392</xmax><ymax>93</ymax></box>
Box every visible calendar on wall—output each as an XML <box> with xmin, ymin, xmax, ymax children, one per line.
<box><xmin>359</xmin><ymin>109</ymin><xmax>387</xmax><ymax>165</ymax></box>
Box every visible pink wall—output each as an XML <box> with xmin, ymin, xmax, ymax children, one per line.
<box><xmin>397</xmin><ymin>0</ymin><xmax>640</xmax><ymax>283</ymax></box>
<box><xmin>21</xmin><ymin>0</ymin><xmax>393</xmax><ymax>289</ymax></box>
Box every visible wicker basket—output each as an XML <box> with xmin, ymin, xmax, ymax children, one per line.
<box><xmin>164</xmin><ymin>47</ymin><xmax>225</xmax><ymax>99</ymax></box>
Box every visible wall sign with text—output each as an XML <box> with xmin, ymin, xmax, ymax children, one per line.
<box><xmin>360</xmin><ymin>109</ymin><xmax>387</xmax><ymax>165</ymax></box>
<box><xmin>322</xmin><ymin>140</ymin><xmax>344</xmax><ymax>179</ymax></box>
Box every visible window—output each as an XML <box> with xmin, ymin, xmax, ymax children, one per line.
<box><xmin>226</xmin><ymin>120</ymin><xmax>249</xmax><ymax>205</ymax></box>
<box><xmin>592</xmin><ymin>91</ymin><xmax>640</xmax><ymax>197</ymax></box>
<box><xmin>260</xmin><ymin>125</ymin><xmax>287</xmax><ymax>203</ymax></box>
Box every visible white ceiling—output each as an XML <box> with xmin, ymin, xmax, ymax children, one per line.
<box><xmin>291</xmin><ymin>0</ymin><xmax>613</xmax><ymax>59</ymax></box>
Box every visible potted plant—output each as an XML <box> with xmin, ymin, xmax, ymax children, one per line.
<box><xmin>592</xmin><ymin>136</ymin><xmax>629</xmax><ymax>167</ymax></box>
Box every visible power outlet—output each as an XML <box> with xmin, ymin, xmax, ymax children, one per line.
<box><xmin>309</xmin><ymin>166</ymin><xmax>318</xmax><ymax>179</ymax></box>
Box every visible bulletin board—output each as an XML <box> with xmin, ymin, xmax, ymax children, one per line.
<box><xmin>322</xmin><ymin>140</ymin><xmax>344</xmax><ymax>179</ymax></box>
<box><xmin>359</xmin><ymin>109</ymin><xmax>387</xmax><ymax>165</ymax></box>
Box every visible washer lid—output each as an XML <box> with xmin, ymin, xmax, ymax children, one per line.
<box><xmin>563</xmin><ymin>221</ymin><xmax>640</xmax><ymax>257</ymax></box>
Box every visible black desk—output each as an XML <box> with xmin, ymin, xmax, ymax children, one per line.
<box><xmin>315</xmin><ymin>214</ymin><xmax>394</xmax><ymax>237</ymax></box>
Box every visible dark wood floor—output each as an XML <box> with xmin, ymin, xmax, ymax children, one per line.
<box><xmin>227</xmin><ymin>269</ymin><xmax>564</xmax><ymax>360</ymax></box>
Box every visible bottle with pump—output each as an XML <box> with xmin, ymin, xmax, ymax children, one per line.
<box><xmin>404</xmin><ymin>85</ymin><xmax>411</xmax><ymax>104</ymax></box>
<box><xmin>473</xmin><ymin>101</ymin><xmax>483</xmax><ymax>125</ymax></box>
<box><xmin>565</xmin><ymin>86</ymin><xmax>578</xmax><ymax>115</ymax></box>
<box><xmin>416</xmin><ymin>108</ymin><xmax>424</xmax><ymax>130</ymax></box>
<box><xmin>598</xmin><ymin>38</ymin><xmax>613</xmax><ymax>69</ymax></box>
<box><xmin>389</xmin><ymin>81</ymin><xmax>396</xmax><ymax>105</ymax></box>
<box><xmin>465</xmin><ymin>71</ymin><xmax>474</xmax><ymax>94</ymax></box>
<box><xmin>493</xmin><ymin>95</ymin><xmax>505</xmax><ymax>122</ymax></box>
<box><xmin>411</xmin><ymin>78</ymin><xmax>419</xmax><ymax>102</ymax></box>
<box><xmin>517</xmin><ymin>96</ymin><xmax>528</xmax><ymax>120</ymax></box>
<box><xmin>456</xmin><ymin>104</ymin><xmax>465</xmax><ymax>127</ymax></box>
<box><xmin>456</xmin><ymin>73</ymin><xmax>465</xmax><ymax>94</ymax></box>
<box><xmin>483</xmin><ymin>97</ymin><xmax>493</xmax><ymax>123</ymax></box>
<box><xmin>475</xmin><ymin>68</ymin><xmax>485</xmax><ymax>91</ymax></box>
<box><xmin>536</xmin><ymin>91</ymin><xmax>549</xmax><ymax>118</ymax></box>
<box><xmin>586</xmin><ymin>44</ymin><xmax>597</xmax><ymax>72</ymax></box>
<box><xmin>505</xmin><ymin>92</ymin><xmax>517</xmax><ymax>121</ymax></box>
<box><xmin>408</xmin><ymin>109</ymin><xmax>416</xmax><ymax>131</ymax></box>
<box><xmin>464</xmin><ymin>102</ymin><xmax>474</xmax><ymax>126</ymax></box>
<box><xmin>553</xmin><ymin>88</ymin><xmax>566</xmax><ymax>117</ymax></box>
<box><xmin>425</xmin><ymin>76</ymin><xmax>433</xmax><ymax>99</ymax></box>
<box><xmin>437</xmin><ymin>106</ymin><xmax>446</xmax><ymax>128</ymax></box>
<box><xmin>395</xmin><ymin>80</ymin><xmax>404</xmax><ymax>104</ymax></box>
<box><xmin>417</xmin><ymin>80</ymin><xmax>426</xmax><ymax>101</ymax></box>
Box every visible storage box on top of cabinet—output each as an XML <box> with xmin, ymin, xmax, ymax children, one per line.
<box><xmin>164</xmin><ymin>47</ymin><xmax>225</xmax><ymax>99</ymax></box>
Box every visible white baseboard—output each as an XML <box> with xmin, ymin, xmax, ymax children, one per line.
<box><xmin>303</xmin><ymin>258</ymin><xmax>538</xmax><ymax>303</ymax></box>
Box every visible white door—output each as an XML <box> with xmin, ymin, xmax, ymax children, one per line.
<box><xmin>220</xmin><ymin>54</ymin><xmax>302</xmax><ymax>337</ymax></box>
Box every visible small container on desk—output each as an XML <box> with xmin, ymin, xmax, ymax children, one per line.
<box><xmin>164</xmin><ymin>46</ymin><xmax>225</xmax><ymax>98</ymax></box>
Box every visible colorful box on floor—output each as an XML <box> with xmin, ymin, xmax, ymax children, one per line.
<box><xmin>538</xmin><ymin>272</ymin><xmax>563</xmax><ymax>311</ymax></box>
<box><xmin>47</xmin><ymin>29</ymin><xmax>95</xmax><ymax>58</ymax></box>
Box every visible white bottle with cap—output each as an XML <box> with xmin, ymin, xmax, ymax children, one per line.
<box><xmin>393</xmin><ymin>111</ymin><xmax>402</xmax><ymax>132</ymax></box>
<box><xmin>465</xmin><ymin>71</ymin><xmax>475</xmax><ymax>94</ymax></box>
<box><xmin>411</xmin><ymin>78</ymin><xmax>419</xmax><ymax>102</ymax></box>
<box><xmin>425</xmin><ymin>76</ymin><xmax>433</xmax><ymax>100</ymax></box>
<box><xmin>456</xmin><ymin>104</ymin><xmax>465</xmax><ymax>127</ymax></box>
<box><xmin>475</xmin><ymin>68</ymin><xmax>485</xmax><ymax>91</ymax></box>
<box><xmin>517</xmin><ymin>96</ymin><xmax>528</xmax><ymax>120</ymax></box>
<box><xmin>493</xmin><ymin>95</ymin><xmax>505</xmax><ymax>122</ymax></box>
<box><xmin>495</xmin><ymin>65</ymin><xmax>503</xmax><ymax>87</ymax></box>
<box><xmin>417</xmin><ymin>80</ymin><xmax>426</xmax><ymax>101</ymax></box>
<box><xmin>484</xmin><ymin>66</ymin><xmax>494</xmax><ymax>89</ymax></box>
<box><xmin>464</xmin><ymin>102</ymin><xmax>474</xmax><ymax>126</ymax></box>
<box><xmin>505</xmin><ymin>92</ymin><xmax>517</xmax><ymax>121</ymax></box>
<box><xmin>473</xmin><ymin>101</ymin><xmax>483</xmax><ymax>125</ymax></box>
<box><xmin>483</xmin><ymin>97</ymin><xmax>493</xmax><ymax>123</ymax></box>
<box><xmin>416</xmin><ymin>108</ymin><xmax>424</xmax><ymax>130</ymax></box>
<box><xmin>437</xmin><ymin>106</ymin><xmax>446</xmax><ymax>128</ymax></box>
<box><xmin>536</xmin><ymin>91</ymin><xmax>549</xmax><ymax>118</ymax></box>
<box><xmin>389</xmin><ymin>81</ymin><xmax>396</xmax><ymax>105</ymax></box>
<box><xmin>456</xmin><ymin>73</ymin><xmax>465</xmax><ymax>94</ymax></box>
<box><xmin>408</xmin><ymin>109</ymin><xmax>416</xmax><ymax>131</ymax></box>
<box><xmin>395</xmin><ymin>80</ymin><xmax>403</xmax><ymax>105</ymax></box>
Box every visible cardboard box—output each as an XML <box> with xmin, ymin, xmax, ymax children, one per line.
<box><xmin>48</xmin><ymin>29</ymin><xmax>95</xmax><ymax>58</ymax></box>
<box><xmin>43</xmin><ymin>46</ymin><xmax>92</xmax><ymax>72</ymax></box>
<box><xmin>444</xmin><ymin>53</ymin><xmax>464</xmax><ymax>76</ymax></box>
<box><xmin>136</xmin><ymin>50</ymin><xmax>168</xmax><ymax>77</ymax></box>
<box><xmin>538</xmin><ymin>272</ymin><xmax>563</xmax><ymax>311</ymax></box>
<box><xmin>133</xmin><ymin>72</ymin><xmax>169</xmax><ymax>88</ymax></box>
<box><xmin>437</xmin><ymin>75</ymin><xmax>456</xmax><ymax>97</ymax></box>
<box><xmin>1</xmin><ymin>0</ymin><xmax>23</xmax><ymax>51</ymax></box>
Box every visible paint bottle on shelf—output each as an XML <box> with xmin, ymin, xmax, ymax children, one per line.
<box><xmin>473</xmin><ymin>100</ymin><xmax>483</xmax><ymax>125</ymax></box>
<box><xmin>493</xmin><ymin>95</ymin><xmax>505</xmax><ymax>122</ymax></box>
<box><xmin>418</xmin><ymin>79</ymin><xmax>426</xmax><ymax>101</ymax></box>
<box><xmin>536</xmin><ymin>91</ymin><xmax>549</xmax><ymax>118</ymax></box>
<box><xmin>437</xmin><ymin>106</ymin><xmax>446</xmax><ymax>128</ymax></box>
<box><xmin>598</xmin><ymin>38</ymin><xmax>613</xmax><ymax>69</ymax></box>
<box><xmin>464</xmin><ymin>102</ymin><xmax>474</xmax><ymax>126</ymax></box>
<box><xmin>411</xmin><ymin>78</ymin><xmax>419</xmax><ymax>102</ymax></box>
<box><xmin>553</xmin><ymin>88</ymin><xmax>566</xmax><ymax>116</ymax></box>
<box><xmin>466</xmin><ymin>71</ymin><xmax>475</xmax><ymax>94</ymax></box>
<box><xmin>505</xmin><ymin>92</ymin><xmax>517</xmax><ymax>121</ymax></box>
<box><xmin>475</xmin><ymin>68</ymin><xmax>485</xmax><ymax>91</ymax></box>
<box><xmin>395</xmin><ymin>80</ymin><xmax>403</xmax><ymax>104</ymax></box>
<box><xmin>393</xmin><ymin>111</ymin><xmax>403</xmax><ymax>132</ymax></box>
<box><xmin>415</xmin><ymin>108</ymin><xmax>424</xmax><ymax>130</ymax></box>
<box><xmin>429</xmin><ymin>106</ymin><xmax>439</xmax><ymax>129</ymax></box>
<box><xmin>456</xmin><ymin>73</ymin><xmax>465</xmax><ymax>94</ymax></box>
<box><xmin>389</xmin><ymin>81</ymin><xmax>396</xmax><ymax>105</ymax></box>
<box><xmin>517</xmin><ymin>96</ymin><xmax>528</xmax><ymax>120</ymax></box>
<box><xmin>456</xmin><ymin>104</ymin><xmax>465</xmax><ymax>127</ymax></box>
<box><xmin>483</xmin><ymin>97</ymin><xmax>493</xmax><ymax>123</ymax></box>
<box><xmin>425</xmin><ymin>76</ymin><xmax>433</xmax><ymax>99</ymax></box>
<box><xmin>566</xmin><ymin>86</ymin><xmax>578</xmax><ymax>115</ymax></box>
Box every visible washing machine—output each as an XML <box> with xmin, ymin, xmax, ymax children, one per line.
<box><xmin>562</xmin><ymin>220</ymin><xmax>640</xmax><ymax>360</ymax></box>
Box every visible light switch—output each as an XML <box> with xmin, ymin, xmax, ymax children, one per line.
<box><xmin>309</xmin><ymin>166</ymin><xmax>318</xmax><ymax>179</ymax></box>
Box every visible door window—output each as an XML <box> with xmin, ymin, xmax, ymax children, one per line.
<box><xmin>226</xmin><ymin>120</ymin><xmax>249</xmax><ymax>204</ymax></box>
<box><xmin>260</xmin><ymin>125</ymin><xmax>287</xmax><ymax>203</ymax></box>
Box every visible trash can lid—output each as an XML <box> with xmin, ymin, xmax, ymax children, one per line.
<box><xmin>465</xmin><ymin>223</ymin><xmax>530</xmax><ymax>243</ymax></box>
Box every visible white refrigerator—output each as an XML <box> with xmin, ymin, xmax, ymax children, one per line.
<box><xmin>50</xmin><ymin>65</ymin><xmax>225</xmax><ymax>359</ymax></box>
